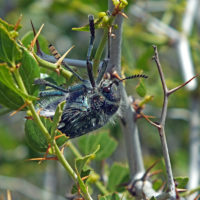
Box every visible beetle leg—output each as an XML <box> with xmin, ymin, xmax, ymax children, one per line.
<box><xmin>34</xmin><ymin>78</ymin><xmax>69</xmax><ymax>93</ymax></box>
<box><xmin>86</xmin><ymin>15</ymin><xmax>96</xmax><ymax>88</ymax></box>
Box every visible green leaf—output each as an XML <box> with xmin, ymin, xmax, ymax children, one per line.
<box><xmin>72</xmin><ymin>17</ymin><xmax>104</xmax><ymax>32</ymax></box>
<box><xmin>78</xmin><ymin>132</ymin><xmax>118</xmax><ymax>160</ymax></box>
<box><xmin>74</xmin><ymin>145</ymin><xmax>99</xmax><ymax>195</ymax></box>
<box><xmin>75</xmin><ymin>145</ymin><xmax>100</xmax><ymax>174</ymax></box>
<box><xmin>19</xmin><ymin>48</ymin><xmax>40</xmax><ymax>95</ymax></box>
<box><xmin>174</xmin><ymin>176</ymin><xmax>189</xmax><ymax>189</ymax></box>
<box><xmin>51</xmin><ymin>101</ymin><xmax>65</xmax><ymax>139</ymax></box>
<box><xmin>136</xmin><ymin>80</ymin><xmax>146</xmax><ymax>97</ymax></box>
<box><xmin>99</xmin><ymin>193</ymin><xmax>121</xmax><ymax>200</ymax></box>
<box><xmin>107</xmin><ymin>163</ymin><xmax>129</xmax><ymax>192</ymax></box>
<box><xmin>25</xmin><ymin>117</ymin><xmax>68</xmax><ymax>152</ymax></box>
<box><xmin>0</xmin><ymin>82</ymin><xmax>24</xmax><ymax>109</ymax></box>
<box><xmin>0</xmin><ymin>63</ymin><xmax>37</xmax><ymax>101</ymax></box>
<box><xmin>0</xmin><ymin>24</ymin><xmax>22</xmax><ymax>65</ymax></box>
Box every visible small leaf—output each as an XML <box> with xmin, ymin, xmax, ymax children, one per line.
<box><xmin>51</xmin><ymin>101</ymin><xmax>65</xmax><ymax>138</ymax></box>
<box><xmin>99</xmin><ymin>193</ymin><xmax>121</xmax><ymax>200</ymax></box>
<box><xmin>107</xmin><ymin>163</ymin><xmax>129</xmax><ymax>192</ymax></box>
<box><xmin>75</xmin><ymin>145</ymin><xmax>100</xmax><ymax>174</ymax></box>
<box><xmin>72</xmin><ymin>17</ymin><xmax>104</xmax><ymax>32</ymax></box>
<box><xmin>174</xmin><ymin>176</ymin><xmax>189</xmax><ymax>189</ymax></box>
<box><xmin>78</xmin><ymin>132</ymin><xmax>118</xmax><ymax>160</ymax></box>
<box><xmin>74</xmin><ymin>146</ymin><xmax>99</xmax><ymax>195</ymax></box>
<box><xmin>136</xmin><ymin>79</ymin><xmax>146</xmax><ymax>97</ymax></box>
<box><xmin>25</xmin><ymin>117</ymin><xmax>68</xmax><ymax>152</ymax></box>
<box><xmin>0</xmin><ymin>24</ymin><xmax>22</xmax><ymax>65</ymax></box>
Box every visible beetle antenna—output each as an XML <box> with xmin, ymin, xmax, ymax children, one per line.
<box><xmin>120</xmin><ymin>74</ymin><xmax>148</xmax><ymax>82</ymax></box>
<box><xmin>110</xmin><ymin>74</ymin><xmax>148</xmax><ymax>87</ymax></box>
<box><xmin>86</xmin><ymin>15</ymin><xmax>96</xmax><ymax>88</ymax></box>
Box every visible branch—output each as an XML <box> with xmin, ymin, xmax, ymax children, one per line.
<box><xmin>187</xmin><ymin>96</ymin><xmax>200</xmax><ymax>200</ymax></box>
<box><xmin>108</xmin><ymin>0</ymin><xmax>145</xmax><ymax>176</ymax></box>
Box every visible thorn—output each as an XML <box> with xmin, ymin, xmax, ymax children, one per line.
<box><xmin>141</xmin><ymin>112</ymin><xmax>161</xmax><ymax>128</ymax></box>
<box><xmin>168</xmin><ymin>74</ymin><xmax>200</xmax><ymax>95</ymax></box>
<box><xmin>55</xmin><ymin>67</ymin><xmax>61</xmax><ymax>75</ymax></box>
<box><xmin>30</xmin><ymin>23</ymin><xmax>44</xmax><ymax>52</ymax></box>
<box><xmin>56</xmin><ymin>45</ymin><xmax>75</xmax><ymax>67</ymax></box>
<box><xmin>14</xmin><ymin>14</ymin><xmax>23</xmax><ymax>31</ymax></box>
<box><xmin>28</xmin><ymin>157</ymin><xmax>58</xmax><ymax>161</ymax></box>
<box><xmin>142</xmin><ymin>159</ymin><xmax>161</xmax><ymax>181</ymax></box>
<box><xmin>118</xmin><ymin>11</ymin><xmax>128</xmax><ymax>19</ymax></box>
<box><xmin>81</xmin><ymin>175</ymin><xmax>90</xmax><ymax>181</ymax></box>
<box><xmin>10</xmin><ymin>102</ymin><xmax>29</xmax><ymax>116</ymax></box>
<box><xmin>149</xmin><ymin>169</ymin><xmax>163</xmax><ymax>177</ymax></box>
<box><xmin>38</xmin><ymin>144</ymin><xmax>51</xmax><ymax>164</ymax></box>
<box><xmin>54</xmin><ymin>134</ymin><xmax>66</xmax><ymax>140</ymax></box>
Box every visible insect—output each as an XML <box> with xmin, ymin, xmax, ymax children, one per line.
<box><xmin>33</xmin><ymin>15</ymin><xmax>148</xmax><ymax>138</ymax></box>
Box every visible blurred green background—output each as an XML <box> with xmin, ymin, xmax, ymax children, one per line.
<box><xmin>0</xmin><ymin>0</ymin><xmax>199</xmax><ymax>199</ymax></box>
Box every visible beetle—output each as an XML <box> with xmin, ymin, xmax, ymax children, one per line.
<box><xmin>32</xmin><ymin>15</ymin><xmax>147</xmax><ymax>138</ymax></box>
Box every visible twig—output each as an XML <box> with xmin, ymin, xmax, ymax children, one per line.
<box><xmin>151</xmin><ymin>45</ymin><xmax>199</xmax><ymax>199</ymax></box>
<box><xmin>168</xmin><ymin>74</ymin><xmax>199</xmax><ymax>95</ymax></box>
<box><xmin>152</xmin><ymin>45</ymin><xmax>176</xmax><ymax>199</ymax></box>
